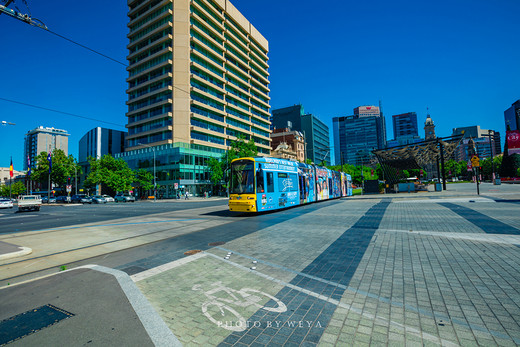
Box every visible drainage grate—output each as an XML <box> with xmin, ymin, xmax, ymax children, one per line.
<box><xmin>0</xmin><ymin>304</ymin><xmax>74</xmax><ymax>345</ymax></box>
<box><xmin>208</xmin><ymin>241</ymin><xmax>226</xmax><ymax>247</ymax></box>
<box><xmin>184</xmin><ymin>249</ymin><xmax>202</xmax><ymax>256</ymax></box>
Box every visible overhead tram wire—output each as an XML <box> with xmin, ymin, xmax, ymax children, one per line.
<box><xmin>1</xmin><ymin>1</ymin><xmax>193</xmax><ymax>114</ymax></box>
<box><xmin>0</xmin><ymin>5</ymin><xmax>192</xmax><ymax>96</ymax></box>
<box><xmin>0</xmin><ymin>97</ymin><xmax>126</xmax><ymax>129</ymax></box>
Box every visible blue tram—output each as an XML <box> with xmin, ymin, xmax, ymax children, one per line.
<box><xmin>228</xmin><ymin>157</ymin><xmax>352</xmax><ymax>213</ymax></box>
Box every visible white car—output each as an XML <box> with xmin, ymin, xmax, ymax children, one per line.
<box><xmin>102</xmin><ymin>195</ymin><xmax>115</xmax><ymax>203</ymax></box>
<box><xmin>0</xmin><ymin>198</ymin><xmax>13</xmax><ymax>209</ymax></box>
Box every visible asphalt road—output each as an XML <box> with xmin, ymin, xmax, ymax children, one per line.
<box><xmin>0</xmin><ymin>199</ymin><xmax>228</xmax><ymax>234</ymax></box>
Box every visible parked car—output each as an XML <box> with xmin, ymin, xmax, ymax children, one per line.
<box><xmin>56</xmin><ymin>196</ymin><xmax>71</xmax><ymax>203</ymax></box>
<box><xmin>0</xmin><ymin>198</ymin><xmax>13</xmax><ymax>209</ymax></box>
<box><xmin>102</xmin><ymin>194</ymin><xmax>115</xmax><ymax>203</ymax></box>
<box><xmin>92</xmin><ymin>195</ymin><xmax>107</xmax><ymax>204</ymax></box>
<box><xmin>41</xmin><ymin>196</ymin><xmax>57</xmax><ymax>203</ymax></box>
<box><xmin>71</xmin><ymin>194</ymin><xmax>92</xmax><ymax>204</ymax></box>
<box><xmin>114</xmin><ymin>193</ymin><xmax>135</xmax><ymax>202</ymax></box>
<box><xmin>18</xmin><ymin>195</ymin><xmax>42</xmax><ymax>211</ymax></box>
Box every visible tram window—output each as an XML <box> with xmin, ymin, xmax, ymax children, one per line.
<box><xmin>266</xmin><ymin>172</ymin><xmax>274</xmax><ymax>193</ymax></box>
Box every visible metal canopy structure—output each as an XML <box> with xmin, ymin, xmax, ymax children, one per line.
<box><xmin>373</xmin><ymin>134</ymin><xmax>464</xmax><ymax>190</ymax></box>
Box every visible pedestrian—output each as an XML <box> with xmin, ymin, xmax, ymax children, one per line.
<box><xmin>185</xmin><ymin>191</ymin><xmax>188</xmax><ymax>200</ymax></box>
<box><xmin>177</xmin><ymin>192</ymin><xmax>180</xmax><ymax>200</ymax></box>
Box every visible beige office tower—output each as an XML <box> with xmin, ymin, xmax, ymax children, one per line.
<box><xmin>24</xmin><ymin>126</ymin><xmax>69</xmax><ymax>171</ymax></box>
<box><xmin>119</xmin><ymin>0</ymin><xmax>271</xmax><ymax>197</ymax></box>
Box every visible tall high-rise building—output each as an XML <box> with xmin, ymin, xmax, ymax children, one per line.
<box><xmin>79</xmin><ymin>127</ymin><xmax>127</xmax><ymax>190</ymax></box>
<box><xmin>504</xmin><ymin>99</ymin><xmax>520</xmax><ymax>131</ymax></box>
<box><xmin>24</xmin><ymin>126</ymin><xmax>69</xmax><ymax>170</ymax></box>
<box><xmin>386</xmin><ymin>112</ymin><xmax>422</xmax><ymax>148</ymax></box>
<box><xmin>119</xmin><ymin>0</ymin><xmax>271</xmax><ymax>197</ymax></box>
<box><xmin>393</xmin><ymin>112</ymin><xmax>418</xmax><ymax>139</ymax></box>
<box><xmin>79</xmin><ymin>127</ymin><xmax>126</xmax><ymax>163</ymax></box>
<box><xmin>333</xmin><ymin>106</ymin><xmax>386</xmax><ymax>166</ymax></box>
<box><xmin>271</xmin><ymin>105</ymin><xmax>331</xmax><ymax>165</ymax></box>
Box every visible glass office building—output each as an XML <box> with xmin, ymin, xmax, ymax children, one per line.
<box><xmin>333</xmin><ymin>106</ymin><xmax>387</xmax><ymax>166</ymax></box>
<box><xmin>271</xmin><ymin>105</ymin><xmax>331</xmax><ymax>165</ymax></box>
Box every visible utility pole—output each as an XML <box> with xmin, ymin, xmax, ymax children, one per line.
<box><xmin>138</xmin><ymin>143</ymin><xmax>156</xmax><ymax>202</ymax></box>
<box><xmin>439</xmin><ymin>141</ymin><xmax>447</xmax><ymax>190</ymax></box>
<box><xmin>482</xmin><ymin>130</ymin><xmax>495</xmax><ymax>182</ymax></box>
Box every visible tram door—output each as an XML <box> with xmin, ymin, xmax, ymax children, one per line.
<box><xmin>298</xmin><ymin>172</ymin><xmax>306</xmax><ymax>204</ymax></box>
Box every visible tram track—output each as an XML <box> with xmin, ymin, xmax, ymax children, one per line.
<box><xmin>0</xmin><ymin>217</ymin><xmax>234</xmax><ymax>286</ymax></box>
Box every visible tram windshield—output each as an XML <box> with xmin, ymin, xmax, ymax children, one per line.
<box><xmin>230</xmin><ymin>160</ymin><xmax>255</xmax><ymax>194</ymax></box>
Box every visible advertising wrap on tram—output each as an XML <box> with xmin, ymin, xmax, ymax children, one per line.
<box><xmin>229</xmin><ymin>157</ymin><xmax>353</xmax><ymax>213</ymax></box>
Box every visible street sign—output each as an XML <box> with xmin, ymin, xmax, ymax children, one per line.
<box><xmin>174</xmin><ymin>183</ymin><xmax>179</xmax><ymax>190</ymax></box>
<box><xmin>66</xmin><ymin>185</ymin><xmax>72</xmax><ymax>193</ymax></box>
<box><xmin>467</xmin><ymin>161</ymin><xmax>472</xmax><ymax>172</ymax></box>
<box><xmin>471</xmin><ymin>155</ymin><xmax>480</xmax><ymax>167</ymax></box>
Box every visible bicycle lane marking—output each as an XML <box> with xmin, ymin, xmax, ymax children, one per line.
<box><xmin>219</xmin><ymin>199</ymin><xmax>392</xmax><ymax>346</ymax></box>
<box><xmin>132</xmin><ymin>250</ymin><xmax>291</xmax><ymax>346</ymax></box>
<box><xmin>203</xmin><ymin>251</ymin><xmax>458</xmax><ymax>347</ymax></box>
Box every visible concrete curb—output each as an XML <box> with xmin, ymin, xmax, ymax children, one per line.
<box><xmin>0</xmin><ymin>246</ymin><xmax>32</xmax><ymax>260</ymax></box>
<box><xmin>78</xmin><ymin>265</ymin><xmax>182</xmax><ymax>347</ymax></box>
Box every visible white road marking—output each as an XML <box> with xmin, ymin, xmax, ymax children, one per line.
<box><xmin>131</xmin><ymin>252</ymin><xmax>206</xmax><ymax>282</ymax></box>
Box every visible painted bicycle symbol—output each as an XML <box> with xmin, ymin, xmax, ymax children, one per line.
<box><xmin>192</xmin><ymin>281</ymin><xmax>287</xmax><ymax>331</ymax></box>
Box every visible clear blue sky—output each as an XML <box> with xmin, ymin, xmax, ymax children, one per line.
<box><xmin>1</xmin><ymin>0</ymin><xmax>519</xmax><ymax>169</ymax></box>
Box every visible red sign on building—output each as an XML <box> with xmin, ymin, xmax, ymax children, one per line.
<box><xmin>507</xmin><ymin>130</ymin><xmax>520</xmax><ymax>155</ymax></box>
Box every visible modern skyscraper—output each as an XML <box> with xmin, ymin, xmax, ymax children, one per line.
<box><xmin>78</xmin><ymin>127</ymin><xmax>127</xmax><ymax>190</ymax></box>
<box><xmin>504</xmin><ymin>99</ymin><xmax>520</xmax><ymax>131</ymax></box>
<box><xmin>120</xmin><ymin>0</ymin><xmax>271</xmax><ymax>197</ymax></box>
<box><xmin>271</xmin><ymin>105</ymin><xmax>331</xmax><ymax>165</ymax></box>
<box><xmin>386</xmin><ymin>112</ymin><xmax>422</xmax><ymax>148</ymax></box>
<box><xmin>393</xmin><ymin>112</ymin><xmax>418</xmax><ymax>139</ymax></box>
<box><xmin>333</xmin><ymin>106</ymin><xmax>386</xmax><ymax>166</ymax></box>
<box><xmin>24</xmin><ymin>126</ymin><xmax>69</xmax><ymax>170</ymax></box>
<box><xmin>79</xmin><ymin>127</ymin><xmax>126</xmax><ymax>163</ymax></box>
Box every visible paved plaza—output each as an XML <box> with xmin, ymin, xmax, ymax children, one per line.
<box><xmin>1</xmin><ymin>183</ymin><xmax>520</xmax><ymax>346</ymax></box>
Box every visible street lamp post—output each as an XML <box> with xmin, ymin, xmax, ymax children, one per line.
<box><xmin>139</xmin><ymin>143</ymin><xmax>156</xmax><ymax>202</ymax></box>
<box><xmin>483</xmin><ymin>130</ymin><xmax>495</xmax><ymax>182</ymax></box>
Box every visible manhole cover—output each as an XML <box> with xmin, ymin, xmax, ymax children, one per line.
<box><xmin>184</xmin><ymin>250</ymin><xmax>202</xmax><ymax>256</ymax></box>
<box><xmin>208</xmin><ymin>241</ymin><xmax>226</xmax><ymax>246</ymax></box>
<box><xmin>0</xmin><ymin>304</ymin><xmax>74</xmax><ymax>345</ymax></box>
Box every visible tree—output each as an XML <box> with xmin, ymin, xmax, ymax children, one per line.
<box><xmin>207</xmin><ymin>157</ymin><xmax>223</xmax><ymax>186</ymax></box>
<box><xmin>11</xmin><ymin>181</ymin><xmax>26</xmax><ymax>196</ymax></box>
<box><xmin>31</xmin><ymin>149</ymin><xmax>81</xmax><ymax>191</ymax></box>
<box><xmin>208</xmin><ymin>136</ymin><xmax>258</xmax><ymax>189</ymax></box>
<box><xmin>85</xmin><ymin>155</ymin><xmax>135</xmax><ymax>194</ymax></box>
<box><xmin>134</xmin><ymin>169</ymin><xmax>154</xmax><ymax>197</ymax></box>
<box><xmin>444</xmin><ymin>160</ymin><xmax>463</xmax><ymax>178</ymax></box>
<box><xmin>1</xmin><ymin>181</ymin><xmax>27</xmax><ymax>197</ymax></box>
